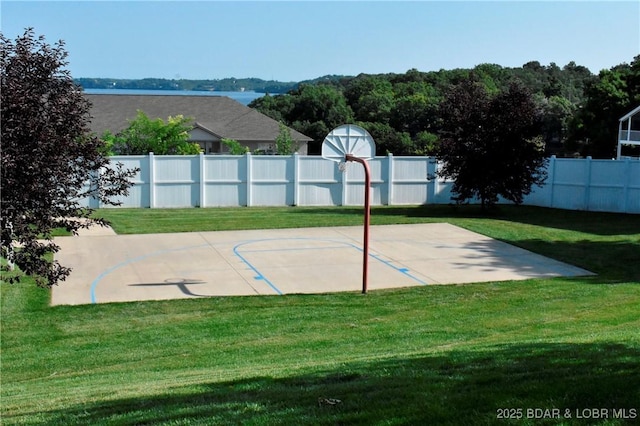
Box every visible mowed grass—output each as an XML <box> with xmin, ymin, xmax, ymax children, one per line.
<box><xmin>1</xmin><ymin>205</ymin><xmax>639</xmax><ymax>425</ymax></box>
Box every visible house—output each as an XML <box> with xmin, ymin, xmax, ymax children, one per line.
<box><xmin>85</xmin><ymin>94</ymin><xmax>312</xmax><ymax>154</ymax></box>
<box><xmin>617</xmin><ymin>105</ymin><xmax>640</xmax><ymax>159</ymax></box>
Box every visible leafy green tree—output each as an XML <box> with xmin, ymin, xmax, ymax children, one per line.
<box><xmin>391</xmin><ymin>81</ymin><xmax>440</xmax><ymax>138</ymax></box>
<box><xmin>437</xmin><ymin>78</ymin><xmax>547</xmax><ymax>209</ymax></box>
<box><xmin>536</xmin><ymin>94</ymin><xmax>576</xmax><ymax>154</ymax></box>
<box><xmin>221</xmin><ymin>138</ymin><xmax>249</xmax><ymax>155</ymax></box>
<box><xmin>252</xmin><ymin>64</ymin><xmax>599</xmax><ymax>157</ymax></box>
<box><xmin>542</xmin><ymin>63</ymin><xmax>563</xmax><ymax>98</ymax></box>
<box><xmin>359</xmin><ymin>122</ymin><xmax>413</xmax><ymax>155</ymax></box>
<box><xmin>248</xmin><ymin>93</ymin><xmax>293</xmax><ymax>123</ymax></box>
<box><xmin>567</xmin><ymin>60</ymin><xmax>638</xmax><ymax>158</ymax></box>
<box><xmin>560</xmin><ymin>61</ymin><xmax>595</xmax><ymax>103</ymax></box>
<box><xmin>345</xmin><ymin>76</ymin><xmax>395</xmax><ymax>124</ymax></box>
<box><xmin>1</xmin><ymin>29</ymin><xmax>137</xmax><ymax>287</ymax></box>
<box><xmin>472</xmin><ymin>63</ymin><xmax>508</xmax><ymax>94</ymax></box>
<box><xmin>288</xmin><ymin>84</ymin><xmax>354</xmax><ymax>153</ymax></box>
<box><xmin>413</xmin><ymin>131</ymin><xmax>439</xmax><ymax>156</ymax></box>
<box><xmin>104</xmin><ymin>111</ymin><xmax>201</xmax><ymax>155</ymax></box>
<box><xmin>275</xmin><ymin>123</ymin><xmax>297</xmax><ymax>155</ymax></box>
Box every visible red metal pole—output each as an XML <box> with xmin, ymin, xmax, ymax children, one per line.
<box><xmin>346</xmin><ymin>155</ymin><xmax>371</xmax><ymax>294</ymax></box>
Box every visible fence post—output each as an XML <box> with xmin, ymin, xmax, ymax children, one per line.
<box><xmin>548</xmin><ymin>155</ymin><xmax>556</xmax><ymax>208</ymax></box>
<box><xmin>246</xmin><ymin>152</ymin><xmax>252</xmax><ymax>207</ymax></box>
<box><xmin>199</xmin><ymin>152</ymin><xmax>205</xmax><ymax>208</ymax></box>
<box><xmin>387</xmin><ymin>153</ymin><xmax>394</xmax><ymax>206</ymax></box>
<box><xmin>622</xmin><ymin>157</ymin><xmax>631</xmax><ymax>213</ymax></box>
<box><xmin>434</xmin><ymin>159</ymin><xmax>439</xmax><ymax>204</ymax></box>
<box><xmin>584</xmin><ymin>156</ymin><xmax>592</xmax><ymax>210</ymax></box>
<box><xmin>293</xmin><ymin>153</ymin><xmax>300</xmax><ymax>206</ymax></box>
<box><xmin>341</xmin><ymin>157</ymin><xmax>348</xmax><ymax>206</ymax></box>
<box><xmin>148</xmin><ymin>152</ymin><xmax>155</xmax><ymax>208</ymax></box>
<box><xmin>427</xmin><ymin>157</ymin><xmax>438</xmax><ymax>204</ymax></box>
<box><xmin>89</xmin><ymin>169</ymin><xmax>100</xmax><ymax>209</ymax></box>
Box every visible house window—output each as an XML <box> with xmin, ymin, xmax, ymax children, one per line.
<box><xmin>257</xmin><ymin>143</ymin><xmax>275</xmax><ymax>155</ymax></box>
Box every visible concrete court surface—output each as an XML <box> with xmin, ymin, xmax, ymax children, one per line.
<box><xmin>52</xmin><ymin>223</ymin><xmax>594</xmax><ymax>306</ymax></box>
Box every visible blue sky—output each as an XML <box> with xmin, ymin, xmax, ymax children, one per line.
<box><xmin>2</xmin><ymin>1</ymin><xmax>639</xmax><ymax>81</ymax></box>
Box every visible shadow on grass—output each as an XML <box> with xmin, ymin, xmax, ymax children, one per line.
<box><xmin>294</xmin><ymin>205</ymin><xmax>639</xmax><ymax>283</ymax></box>
<box><xmin>297</xmin><ymin>205</ymin><xmax>640</xmax><ymax>236</ymax></box>
<box><xmin>510</xmin><ymin>239</ymin><xmax>640</xmax><ymax>283</ymax></box>
<box><xmin>482</xmin><ymin>206</ymin><xmax>640</xmax><ymax>236</ymax></box>
<box><xmin>12</xmin><ymin>343</ymin><xmax>640</xmax><ymax>425</ymax></box>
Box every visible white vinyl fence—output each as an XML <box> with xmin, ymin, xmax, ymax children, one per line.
<box><xmin>88</xmin><ymin>153</ymin><xmax>640</xmax><ymax>214</ymax></box>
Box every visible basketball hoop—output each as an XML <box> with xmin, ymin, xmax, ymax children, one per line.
<box><xmin>321</xmin><ymin>124</ymin><xmax>376</xmax><ymax>294</ymax></box>
<box><xmin>321</xmin><ymin>124</ymin><xmax>375</xmax><ymax>163</ymax></box>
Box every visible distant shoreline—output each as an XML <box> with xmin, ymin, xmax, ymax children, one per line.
<box><xmin>74</xmin><ymin>76</ymin><xmax>299</xmax><ymax>94</ymax></box>
<box><xmin>83</xmin><ymin>88</ymin><xmax>273</xmax><ymax>105</ymax></box>
<box><xmin>84</xmin><ymin>87</ymin><xmax>260</xmax><ymax>93</ymax></box>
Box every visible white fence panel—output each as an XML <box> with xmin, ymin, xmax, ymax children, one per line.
<box><xmin>297</xmin><ymin>156</ymin><xmax>341</xmax><ymax>206</ymax></box>
<box><xmin>203</xmin><ymin>155</ymin><xmax>247</xmax><ymax>207</ymax></box>
<box><xmin>549</xmin><ymin>158</ymin><xmax>589</xmax><ymax>210</ymax></box>
<box><xmin>390</xmin><ymin>156</ymin><xmax>432</xmax><ymax>205</ymax></box>
<box><xmin>78</xmin><ymin>179</ymin><xmax>96</xmax><ymax>209</ymax></box>
<box><xmin>588</xmin><ymin>160</ymin><xmax>626</xmax><ymax>212</ymax></box>
<box><xmin>624</xmin><ymin>159</ymin><xmax>640</xmax><ymax>213</ymax></box>
<box><xmin>88</xmin><ymin>154</ymin><xmax>639</xmax><ymax>214</ymax></box>
<box><xmin>434</xmin><ymin>180</ymin><xmax>456</xmax><ymax>204</ymax></box>
<box><xmin>250</xmin><ymin>155</ymin><xmax>294</xmax><ymax>206</ymax></box>
<box><xmin>521</xmin><ymin>158</ymin><xmax>553</xmax><ymax>208</ymax></box>
<box><xmin>154</xmin><ymin>156</ymin><xmax>200</xmax><ymax>207</ymax></box>
<box><xmin>344</xmin><ymin>158</ymin><xmax>386</xmax><ymax>206</ymax></box>
<box><xmin>109</xmin><ymin>156</ymin><xmax>150</xmax><ymax>208</ymax></box>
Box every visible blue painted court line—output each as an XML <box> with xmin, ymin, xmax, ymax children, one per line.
<box><xmin>232</xmin><ymin>238</ymin><xmax>427</xmax><ymax>295</ymax></box>
<box><xmin>366</xmin><ymin>251</ymin><xmax>427</xmax><ymax>285</ymax></box>
<box><xmin>233</xmin><ymin>242</ymin><xmax>284</xmax><ymax>295</ymax></box>
<box><xmin>238</xmin><ymin>244</ymin><xmax>348</xmax><ymax>253</ymax></box>
<box><xmin>90</xmin><ymin>243</ymin><xmax>210</xmax><ymax>304</ymax></box>
<box><xmin>92</xmin><ymin>236</ymin><xmax>428</xmax><ymax>303</ymax></box>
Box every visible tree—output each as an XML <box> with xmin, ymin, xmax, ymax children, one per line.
<box><xmin>437</xmin><ymin>78</ymin><xmax>547</xmax><ymax>209</ymax></box>
<box><xmin>390</xmin><ymin>81</ymin><xmax>440</xmax><ymax>137</ymax></box>
<box><xmin>220</xmin><ymin>138</ymin><xmax>249</xmax><ymax>155</ymax></box>
<box><xmin>103</xmin><ymin>111</ymin><xmax>201</xmax><ymax>155</ymax></box>
<box><xmin>413</xmin><ymin>131</ymin><xmax>439</xmax><ymax>156</ymax></box>
<box><xmin>536</xmin><ymin>94</ymin><xmax>576</xmax><ymax>155</ymax></box>
<box><xmin>252</xmin><ymin>64</ymin><xmax>598</xmax><ymax>157</ymax></box>
<box><xmin>287</xmin><ymin>84</ymin><xmax>354</xmax><ymax>154</ymax></box>
<box><xmin>345</xmin><ymin>75</ymin><xmax>395</xmax><ymax>124</ymax></box>
<box><xmin>274</xmin><ymin>123</ymin><xmax>297</xmax><ymax>155</ymax></box>
<box><xmin>567</xmin><ymin>58</ymin><xmax>639</xmax><ymax>158</ymax></box>
<box><xmin>472</xmin><ymin>63</ymin><xmax>508</xmax><ymax>95</ymax></box>
<box><xmin>248</xmin><ymin>93</ymin><xmax>293</xmax><ymax>123</ymax></box>
<box><xmin>1</xmin><ymin>29</ymin><xmax>137</xmax><ymax>287</ymax></box>
<box><xmin>359</xmin><ymin>122</ymin><xmax>414</xmax><ymax>155</ymax></box>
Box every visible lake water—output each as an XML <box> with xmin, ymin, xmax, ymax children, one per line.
<box><xmin>83</xmin><ymin>88</ymin><xmax>270</xmax><ymax>105</ymax></box>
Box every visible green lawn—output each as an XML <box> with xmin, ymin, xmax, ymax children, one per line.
<box><xmin>2</xmin><ymin>206</ymin><xmax>639</xmax><ymax>425</ymax></box>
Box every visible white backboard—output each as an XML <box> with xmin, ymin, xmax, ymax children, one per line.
<box><xmin>321</xmin><ymin>124</ymin><xmax>376</xmax><ymax>162</ymax></box>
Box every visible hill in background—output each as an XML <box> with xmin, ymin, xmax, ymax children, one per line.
<box><xmin>74</xmin><ymin>75</ymin><xmax>347</xmax><ymax>94</ymax></box>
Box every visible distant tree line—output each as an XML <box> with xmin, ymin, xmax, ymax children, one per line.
<box><xmin>74</xmin><ymin>75</ymin><xmax>346</xmax><ymax>95</ymax></box>
<box><xmin>76</xmin><ymin>58</ymin><xmax>640</xmax><ymax>158</ymax></box>
<box><xmin>248</xmin><ymin>59</ymin><xmax>640</xmax><ymax>158</ymax></box>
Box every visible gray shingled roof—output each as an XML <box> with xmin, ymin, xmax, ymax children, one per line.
<box><xmin>84</xmin><ymin>94</ymin><xmax>312</xmax><ymax>142</ymax></box>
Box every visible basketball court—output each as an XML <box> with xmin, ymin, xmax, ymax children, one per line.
<box><xmin>52</xmin><ymin>222</ymin><xmax>593</xmax><ymax>306</ymax></box>
<box><xmin>51</xmin><ymin>125</ymin><xmax>593</xmax><ymax>305</ymax></box>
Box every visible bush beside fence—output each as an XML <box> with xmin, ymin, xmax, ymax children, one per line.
<box><xmin>87</xmin><ymin>154</ymin><xmax>640</xmax><ymax>214</ymax></box>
